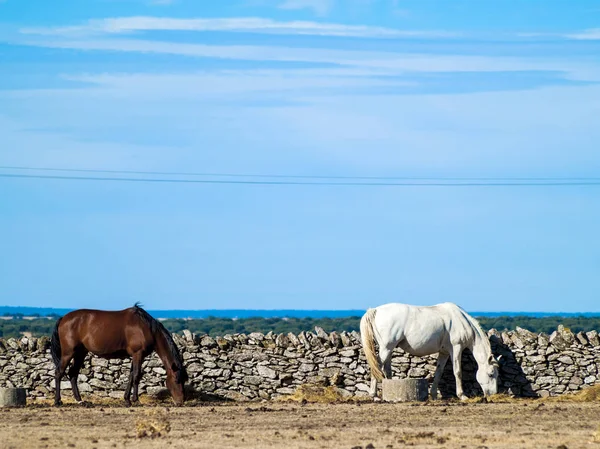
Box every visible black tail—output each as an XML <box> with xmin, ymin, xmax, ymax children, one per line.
<box><xmin>50</xmin><ymin>317</ymin><xmax>63</xmax><ymax>369</ymax></box>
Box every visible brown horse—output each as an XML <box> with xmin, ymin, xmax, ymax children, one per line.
<box><xmin>50</xmin><ymin>304</ymin><xmax>187</xmax><ymax>406</ymax></box>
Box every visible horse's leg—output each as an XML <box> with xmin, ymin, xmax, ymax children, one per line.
<box><xmin>369</xmin><ymin>375</ymin><xmax>378</xmax><ymax>398</ymax></box>
<box><xmin>451</xmin><ymin>345</ymin><xmax>467</xmax><ymax>400</ymax></box>
<box><xmin>68</xmin><ymin>349</ymin><xmax>88</xmax><ymax>403</ymax></box>
<box><xmin>368</xmin><ymin>346</ymin><xmax>393</xmax><ymax>399</ymax></box>
<box><xmin>54</xmin><ymin>351</ymin><xmax>74</xmax><ymax>406</ymax></box>
<box><xmin>430</xmin><ymin>352</ymin><xmax>450</xmax><ymax>400</ymax></box>
<box><xmin>131</xmin><ymin>352</ymin><xmax>144</xmax><ymax>405</ymax></box>
<box><xmin>124</xmin><ymin>360</ymin><xmax>135</xmax><ymax>407</ymax></box>
<box><xmin>382</xmin><ymin>349</ymin><xmax>393</xmax><ymax>379</ymax></box>
<box><xmin>378</xmin><ymin>347</ymin><xmax>393</xmax><ymax>379</ymax></box>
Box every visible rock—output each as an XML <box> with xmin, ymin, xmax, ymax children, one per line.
<box><xmin>275</xmin><ymin>387</ymin><xmax>296</xmax><ymax>395</ymax></box>
<box><xmin>339</xmin><ymin>349</ymin><xmax>357</xmax><ymax>358</ymax></box>
<box><xmin>299</xmin><ymin>363</ymin><xmax>315</xmax><ymax>373</ymax></box>
<box><xmin>575</xmin><ymin>332</ymin><xmax>588</xmax><ymax>346</ymax></box>
<box><xmin>586</xmin><ymin>331</ymin><xmax>600</xmax><ymax>347</ymax></box>
<box><xmin>248</xmin><ymin>332</ymin><xmax>264</xmax><ymax>342</ymax></box>
<box><xmin>275</xmin><ymin>334</ymin><xmax>290</xmax><ymax>347</ymax></box>
<box><xmin>200</xmin><ymin>336</ymin><xmax>217</xmax><ymax>348</ymax></box>
<box><xmin>91</xmin><ymin>358</ymin><xmax>109</xmax><ymax>368</ymax></box>
<box><xmin>314</xmin><ymin>327</ymin><xmax>329</xmax><ymax>340</ymax></box>
<box><xmin>182</xmin><ymin>330</ymin><xmax>193</xmax><ymax>342</ymax></box>
<box><xmin>257</xmin><ymin>366</ymin><xmax>277</xmax><ymax>379</ymax></box>
<box><xmin>549</xmin><ymin>326</ymin><xmax>575</xmax><ymax>351</ymax></box>
<box><xmin>297</xmin><ymin>332</ymin><xmax>310</xmax><ymax>349</ymax></box>
<box><xmin>557</xmin><ymin>356</ymin><xmax>574</xmax><ymax>365</ymax></box>
<box><xmin>244</xmin><ymin>376</ymin><xmax>263</xmax><ymax>386</ymax></box>
<box><xmin>287</xmin><ymin>333</ymin><xmax>300</xmax><ymax>347</ymax></box>
<box><xmin>408</xmin><ymin>368</ymin><xmax>427</xmax><ymax>378</ymax></box>
<box><xmin>329</xmin><ymin>332</ymin><xmax>342</xmax><ymax>348</ymax></box>
<box><xmin>340</xmin><ymin>332</ymin><xmax>352</xmax><ymax>346</ymax></box>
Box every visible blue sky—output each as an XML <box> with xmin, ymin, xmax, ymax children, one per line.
<box><xmin>0</xmin><ymin>0</ymin><xmax>599</xmax><ymax>312</ymax></box>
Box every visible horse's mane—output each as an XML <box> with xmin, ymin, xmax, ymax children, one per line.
<box><xmin>132</xmin><ymin>303</ymin><xmax>188</xmax><ymax>383</ymax></box>
<box><xmin>456</xmin><ymin>305</ymin><xmax>492</xmax><ymax>353</ymax></box>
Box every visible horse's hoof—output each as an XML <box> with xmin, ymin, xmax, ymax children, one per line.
<box><xmin>373</xmin><ymin>397</ymin><xmax>382</xmax><ymax>402</ymax></box>
<box><xmin>459</xmin><ymin>395</ymin><xmax>468</xmax><ymax>401</ymax></box>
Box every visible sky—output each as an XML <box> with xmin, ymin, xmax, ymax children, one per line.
<box><xmin>0</xmin><ymin>0</ymin><xmax>599</xmax><ymax>312</ymax></box>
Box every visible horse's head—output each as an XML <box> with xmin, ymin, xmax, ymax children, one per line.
<box><xmin>166</xmin><ymin>362</ymin><xmax>188</xmax><ymax>406</ymax></box>
<box><xmin>476</xmin><ymin>354</ymin><xmax>500</xmax><ymax>397</ymax></box>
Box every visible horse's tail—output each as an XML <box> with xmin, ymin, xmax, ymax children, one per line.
<box><xmin>50</xmin><ymin>317</ymin><xmax>63</xmax><ymax>369</ymax></box>
<box><xmin>360</xmin><ymin>308</ymin><xmax>384</xmax><ymax>381</ymax></box>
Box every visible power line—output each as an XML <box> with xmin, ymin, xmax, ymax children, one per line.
<box><xmin>2</xmin><ymin>173</ymin><xmax>600</xmax><ymax>186</ymax></box>
<box><xmin>1</xmin><ymin>165</ymin><xmax>599</xmax><ymax>183</ymax></box>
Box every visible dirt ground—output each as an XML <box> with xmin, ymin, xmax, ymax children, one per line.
<box><xmin>1</xmin><ymin>399</ymin><xmax>599</xmax><ymax>449</ymax></box>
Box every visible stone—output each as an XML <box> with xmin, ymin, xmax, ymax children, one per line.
<box><xmin>257</xmin><ymin>366</ymin><xmax>277</xmax><ymax>379</ymax></box>
<box><xmin>355</xmin><ymin>383</ymin><xmax>370</xmax><ymax>392</ymax></box>
<box><xmin>586</xmin><ymin>330</ymin><xmax>600</xmax><ymax>347</ymax></box>
<box><xmin>314</xmin><ymin>327</ymin><xmax>329</xmax><ymax>340</ymax></box>
<box><xmin>557</xmin><ymin>356</ymin><xmax>574</xmax><ymax>365</ymax></box>
<box><xmin>339</xmin><ymin>349</ymin><xmax>357</xmax><ymax>358</ymax></box>
<box><xmin>408</xmin><ymin>368</ymin><xmax>427</xmax><ymax>378</ymax></box>
<box><xmin>182</xmin><ymin>330</ymin><xmax>193</xmax><ymax>342</ymax></box>
<box><xmin>329</xmin><ymin>332</ymin><xmax>342</xmax><ymax>348</ymax></box>
<box><xmin>382</xmin><ymin>379</ymin><xmax>428</xmax><ymax>402</ymax></box>
<box><xmin>299</xmin><ymin>363</ymin><xmax>315</xmax><ymax>373</ymax></box>
<box><xmin>275</xmin><ymin>334</ymin><xmax>290</xmax><ymax>347</ymax></box>
<box><xmin>287</xmin><ymin>333</ymin><xmax>300</xmax><ymax>347</ymax></box>
<box><xmin>215</xmin><ymin>337</ymin><xmax>229</xmax><ymax>349</ymax></box>
<box><xmin>275</xmin><ymin>387</ymin><xmax>296</xmax><ymax>395</ymax></box>
<box><xmin>249</xmin><ymin>332</ymin><xmax>264</xmax><ymax>341</ymax></box>
<box><xmin>584</xmin><ymin>376</ymin><xmax>596</xmax><ymax>384</ymax></box>
<box><xmin>575</xmin><ymin>332</ymin><xmax>588</xmax><ymax>346</ymax></box>
<box><xmin>91</xmin><ymin>358</ymin><xmax>109</xmax><ymax>368</ymax></box>
<box><xmin>244</xmin><ymin>376</ymin><xmax>263</xmax><ymax>386</ymax></box>
<box><xmin>200</xmin><ymin>336</ymin><xmax>217</xmax><ymax>348</ymax></box>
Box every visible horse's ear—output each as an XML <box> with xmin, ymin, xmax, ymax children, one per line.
<box><xmin>489</xmin><ymin>355</ymin><xmax>499</xmax><ymax>367</ymax></box>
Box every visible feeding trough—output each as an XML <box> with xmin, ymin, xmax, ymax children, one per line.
<box><xmin>382</xmin><ymin>379</ymin><xmax>428</xmax><ymax>402</ymax></box>
<box><xmin>0</xmin><ymin>388</ymin><xmax>27</xmax><ymax>407</ymax></box>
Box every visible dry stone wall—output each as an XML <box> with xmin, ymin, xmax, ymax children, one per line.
<box><xmin>0</xmin><ymin>326</ymin><xmax>598</xmax><ymax>401</ymax></box>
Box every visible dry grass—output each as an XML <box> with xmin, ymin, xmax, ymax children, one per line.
<box><xmin>28</xmin><ymin>394</ymin><xmax>166</xmax><ymax>407</ymax></box>
<box><xmin>593</xmin><ymin>426</ymin><xmax>600</xmax><ymax>444</ymax></box>
<box><xmin>546</xmin><ymin>385</ymin><xmax>600</xmax><ymax>403</ymax></box>
<box><xmin>135</xmin><ymin>409</ymin><xmax>171</xmax><ymax>438</ymax></box>
<box><xmin>277</xmin><ymin>384</ymin><xmax>367</xmax><ymax>404</ymax></box>
<box><xmin>463</xmin><ymin>393</ymin><xmax>523</xmax><ymax>404</ymax></box>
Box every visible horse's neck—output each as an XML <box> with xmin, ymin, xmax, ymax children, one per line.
<box><xmin>154</xmin><ymin>331</ymin><xmax>175</xmax><ymax>370</ymax></box>
<box><xmin>471</xmin><ymin>335</ymin><xmax>491</xmax><ymax>365</ymax></box>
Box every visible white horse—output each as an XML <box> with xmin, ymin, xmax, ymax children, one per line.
<box><xmin>360</xmin><ymin>302</ymin><xmax>499</xmax><ymax>400</ymax></box>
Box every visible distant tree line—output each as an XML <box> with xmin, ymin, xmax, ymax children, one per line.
<box><xmin>0</xmin><ymin>315</ymin><xmax>599</xmax><ymax>339</ymax></box>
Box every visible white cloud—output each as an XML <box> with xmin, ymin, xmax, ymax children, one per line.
<box><xmin>20</xmin><ymin>16</ymin><xmax>456</xmax><ymax>39</ymax></box>
<box><xmin>278</xmin><ymin>0</ymin><xmax>335</xmax><ymax>16</ymax></box>
<box><xmin>16</xmin><ymin>37</ymin><xmax>600</xmax><ymax>82</ymax></box>
<box><xmin>565</xmin><ymin>28</ymin><xmax>600</xmax><ymax>40</ymax></box>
